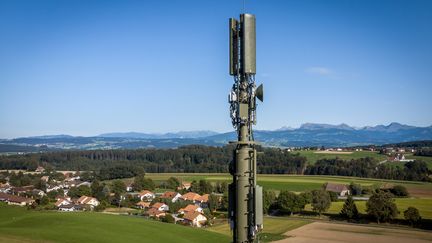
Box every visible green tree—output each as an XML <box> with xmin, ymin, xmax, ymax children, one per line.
<box><xmin>311</xmin><ymin>190</ymin><xmax>331</xmax><ymax>216</ymax></box>
<box><xmin>68</xmin><ymin>185</ymin><xmax>92</xmax><ymax>198</ymax></box>
<box><xmin>277</xmin><ymin>191</ymin><xmax>306</xmax><ymax>215</ymax></box>
<box><xmin>366</xmin><ymin>190</ymin><xmax>398</xmax><ymax>223</ymax></box>
<box><xmin>263</xmin><ymin>190</ymin><xmax>276</xmax><ymax>214</ymax></box>
<box><xmin>199</xmin><ymin>180</ymin><xmax>213</xmax><ymax>194</ymax></box>
<box><xmin>37</xmin><ymin>196</ymin><xmax>50</xmax><ymax>206</ymax></box>
<box><xmin>404</xmin><ymin>207</ymin><xmax>421</xmax><ymax>226</ymax></box>
<box><xmin>111</xmin><ymin>180</ymin><xmax>126</xmax><ymax>195</ymax></box>
<box><xmin>349</xmin><ymin>182</ymin><xmax>362</xmax><ymax>196</ymax></box>
<box><xmin>390</xmin><ymin>185</ymin><xmax>409</xmax><ymax>197</ymax></box>
<box><xmin>208</xmin><ymin>194</ymin><xmax>219</xmax><ymax>212</ymax></box>
<box><xmin>340</xmin><ymin>195</ymin><xmax>359</xmax><ymax>219</ymax></box>
<box><xmin>166</xmin><ymin>177</ymin><xmax>180</xmax><ymax>190</ymax></box>
<box><xmin>161</xmin><ymin>214</ymin><xmax>175</xmax><ymax>223</ymax></box>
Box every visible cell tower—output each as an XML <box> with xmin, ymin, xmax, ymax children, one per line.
<box><xmin>228</xmin><ymin>13</ymin><xmax>264</xmax><ymax>243</ymax></box>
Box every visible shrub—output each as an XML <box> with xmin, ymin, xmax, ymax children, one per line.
<box><xmin>390</xmin><ymin>185</ymin><xmax>409</xmax><ymax>197</ymax></box>
<box><xmin>404</xmin><ymin>207</ymin><xmax>421</xmax><ymax>226</ymax></box>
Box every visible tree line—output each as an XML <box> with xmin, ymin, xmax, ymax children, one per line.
<box><xmin>305</xmin><ymin>158</ymin><xmax>431</xmax><ymax>182</ymax></box>
<box><xmin>0</xmin><ymin>145</ymin><xmax>429</xmax><ymax>182</ymax></box>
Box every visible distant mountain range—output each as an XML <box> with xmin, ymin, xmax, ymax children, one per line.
<box><xmin>1</xmin><ymin>122</ymin><xmax>431</xmax><ymax>152</ymax></box>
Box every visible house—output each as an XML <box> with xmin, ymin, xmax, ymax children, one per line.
<box><xmin>180</xmin><ymin>192</ymin><xmax>201</xmax><ymax>203</ymax></box>
<box><xmin>196</xmin><ymin>194</ymin><xmax>209</xmax><ymax>207</ymax></box>
<box><xmin>325</xmin><ymin>183</ymin><xmax>350</xmax><ymax>196</ymax></box>
<box><xmin>40</xmin><ymin>176</ymin><xmax>49</xmax><ymax>183</ymax></box>
<box><xmin>151</xmin><ymin>202</ymin><xmax>169</xmax><ymax>212</ymax></box>
<box><xmin>32</xmin><ymin>189</ymin><xmax>46</xmax><ymax>197</ymax></box>
<box><xmin>0</xmin><ymin>192</ymin><xmax>35</xmax><ymax>206</ymax></box>
<box><xmin>160</xmin><ymin>191</ymin><xmax>182</xmax><ymax>203</ymax></box>
<box><xmin>178</xmin><ymin>204</ymin><xmax>203</xmax><ymax>215</ymax></box>
<box><xmin>137</xmin><ymin>190</ymin><xmax>155</xmax><ymax>201</ymax></box>
<box><xmin>147</xmin><ymin>207</ymin><xmax>166</xmax><ymax>218</ymax></box>
<box><xmin>0</xmin><ymin>184</ymin><xmax>11</xmax><ymax>193</ymax></box>
<box><xmin>77</xmin><ymin>181</ymin><xmax>91</xmax><ymax>187</ymax></box>
<box><xmin>46</xmin><ymin>185</ymin><xmax>63</xmax><ymax>193</ymax></box>
<box><xmin>177</xmin><ymin>182</ymin><xmax>191</xmax><ymax>191</ymax></box>
<box><xmin>136</xmin><ymin>201</ymin><xmax>151</xmax><ymax>209</ymax></box>
<box><xmin>55</xmin><ymin>198</ymin><xmax>72</xmax><ymax>207</ymax></box>
<box><xmin>126</xmin><ymin>183</ymin><xmax>133</xmax><ymax>192</ymax></box>
<box><xmin>35</xmin><ymin>166</ymin><xmax>45</xmax><ymax>173</ymax></box>
<box><xmin>11</xmin><ymin>186</ymin><xmax>34</xmax><ymax>195</ymax></box>
<box><xmin>183</xmin><ymin>211</ymin><xmax>207</xmax><ymax>227</ymax></box>
<box><xmin>77</xmin><ymin>196</ymin><xmax>100</xmax><ymax>207</ymax></box>
<box><xmin>58</xmin><ymin>204</ymin><xmax>84</xmax><ymax>212</ymax></box>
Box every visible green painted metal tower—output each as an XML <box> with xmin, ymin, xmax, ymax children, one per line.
<box><xmin>228</xmin><ymin>13</ymin><xmax>264</xmax><ymax>243</ymax></box>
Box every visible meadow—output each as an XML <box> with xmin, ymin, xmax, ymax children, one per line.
<box><xmin>295</xmin><ymin>150</ymin><xmax>387</xmax><ymax>164</ymax></box>
<box><xmin>139</xmin><ymin>173</ymin><xmax>432</xmax><ymax>197</ymax></box>
<box><xmin>0</xmin><ymin>204</ymin><xmax>229</xmax><ymax>243</ymax></box>
<box><xmin>206</xmin><ymin>217</ymin><xmax>310</xmax><ymax>242</ymax></box>
<box><xmin>304</xmin><ymin>198</ymin><xmax>432</xmax><ymax>219</ymax></box>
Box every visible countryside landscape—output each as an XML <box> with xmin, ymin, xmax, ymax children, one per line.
<box><xmin>1</xmin><ymin>0</ymin><xmax>432</xmax><ymax>242</ymax></box>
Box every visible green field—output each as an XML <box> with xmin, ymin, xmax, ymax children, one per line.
<box><xmin>206</xmin><ymin>217</ymin><xmax>310</xmax><ymax>242</ymax></box>
<box><xmin>304</xmin><ymin>198</ymin><xmax>432</xmax><ymax>219</ymax></box>
<box><xmin>138</xmin><ymin>173</ymin><xmax>432</xmax><ymax>197</ymax></box>
<box><xmin>0</xmin><ymin>204</ymin><xmax>229</xmax><ymax>243</ymax></box>
<box><xmin>295</xmin><ymin>150</ymin><xmax>387</xmax><ymax>164</ymax></box>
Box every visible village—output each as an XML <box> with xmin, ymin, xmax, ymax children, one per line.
<box><xmin>0</xmin><ymin>165</ymin><xmax>384</xmax><ymax>229</ymax></box>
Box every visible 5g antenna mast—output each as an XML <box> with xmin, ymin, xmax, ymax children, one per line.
<box><xmin>228</xmin><ymin>13</ymin><xmax>264</xmax><ymax>243</ymax></box>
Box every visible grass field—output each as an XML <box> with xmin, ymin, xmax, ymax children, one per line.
<box><xmin>0</xmin><ymin>204</ymin><xmax>230</xmax><ymax>243</ymax></box>
<box><xmin>304</xmin><ymin>198</ymin><xmax>432</xmax><ymax>219</ymax></box>
<box><xmin>206</xmin><ymin>217</ymin><xmax>310</xmax><ymax>242</ymax></box>
<box><xmin>137</xmin><ymin>173</ymin><xmax>432</xmax><ymax>197</ymax></box>
<box><xmin>295</xmin><ymin>150</ymin><xmax>387</xmax><ymax>164</ymax></box>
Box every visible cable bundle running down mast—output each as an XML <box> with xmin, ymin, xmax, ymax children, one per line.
<box><xmin>228</xmin><ymin>13</ymin><xmax>264</xmax><ymax>243</ymax></box>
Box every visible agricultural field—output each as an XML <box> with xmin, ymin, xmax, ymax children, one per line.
<box><xmin>304</xmin><ymin>198</ymin><xmax>432</xmax><ymax>220</ymax></box>
<box><xmin>295</xmin><ymin>150</ymin><xmax>387</xmax><ymax>164</ymax></box>
<box><xmin>0</xmin><ymin>204</ymin><xmax>229</xmax><ymax>243</ymax></box>
<box><xmin>206</xmin><ymin>217</ymin><xmax>310</xmax><ymax>242</ymax></box>
<box><xmin>136</xmin><ymin>173</ymin><xmax>432</xmax><ymax>197</ymax></box>
<box><xmin>275</xmin><ymin>221</ymin><xmax>432</xmax><ymax>243</ymax></box>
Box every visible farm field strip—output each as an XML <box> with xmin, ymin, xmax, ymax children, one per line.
<box><xmin>143</xmin><ymin>174</ymin><xmax>432</xmax><ymax>196</ymax></box>
<box><xmin>304</xmin><ymin>198</ymin><xmax>432</xmax><ymax>219</ymax></box>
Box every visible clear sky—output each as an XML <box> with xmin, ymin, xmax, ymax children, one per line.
<box><xmin>1</xmin><ymin>0</ymin><xmax>431</xmax><ymax>138</ymax></box>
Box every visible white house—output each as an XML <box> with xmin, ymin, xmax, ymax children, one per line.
<box><xmin>183</xmin><ymin>211</ymin><xmax>207</xmax><ymax>227</ymax></box>
<box><xmin>177</xmin><ymin>204</ymin><xmax>203</xmax><ymax>215</ymax></box>
<box><xmin>126</xmin><ymin>183</ymin><xmax>133</xmax><ymax>192</ymax></box>
<box><xmin>55</xmin><ymin>198</ymin><xmax>72</xmax><ymax>208</ymax></box>
<box><xmin>58</xmin><ymin>204</ymin><xmax>83</xmax><ymax>212</ymax></box>
<box><xmin>160</xmin><ymin>191</ymin><xmax>182</xmax><ymax>203</ymax></box>
<box><xmin>325</xmin><ymin>183</ymin><xmax>350</xmax><ymax>196</ymax></box>
<box><xmin>137</xmin><ymin>190</ymin><xmax>155</xmax><ymax>201</ymax></box>
<box><xmin>77</xmin><ymin>196</ymin><xmax>100</xmax><ymax>208</ymax></box>
<box><xmin>151</xmin><ymin>202</ymin><xmax>169</xmax><ymax>212</ymax></box>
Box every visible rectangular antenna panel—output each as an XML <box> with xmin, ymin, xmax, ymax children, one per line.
<box><xmin>241</xmin><ymin>14</ymin><xmax>256</xmax><ymax>74</ymax></box>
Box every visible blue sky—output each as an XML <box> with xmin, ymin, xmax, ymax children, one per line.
<box><xmin>0</xmin><ymin>0</ymin><xmax>431</xmax><ymax>138</ymax></box>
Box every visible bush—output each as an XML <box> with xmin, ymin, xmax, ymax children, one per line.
<box><xmin>327</xmin><ymin>191</ymin><xmax>339</xmax><ymax>202</ymax></box>
<box><xmin>276</xmin><ymin>191</ymin><xmax>306</xmax><ymax>215</ymax></box>
<box><xmin>404</xmin><ymin>207</ymin><xmax>421</xmax><ymax>226</ymax></box>
<box><xmin>349</xmin><ymin>182</ymin><xmax>362</xmax><ymax>196</ymax></box>
<box><xmin>161</xmin><ymin>214</ymin><xmax>175</xmax><ymax>223</ymax></box>
<box><xmin>390</xmin><ymin>185</ymin><xmax>409</xmax><ymax>197</ymax></box>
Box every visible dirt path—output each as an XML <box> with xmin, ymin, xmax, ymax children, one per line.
<box><xmin>274</xmin><ymin>222</ymin><xmax>432</xmax><ymax>243</ymax></box>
